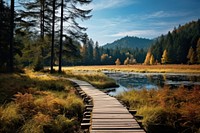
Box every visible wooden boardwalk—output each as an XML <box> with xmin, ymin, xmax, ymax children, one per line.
<box><xmin>69</xmin><ymin>79</ymin><xmax>146</xmax><ymax>133</ymax></box>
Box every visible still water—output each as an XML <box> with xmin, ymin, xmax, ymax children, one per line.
<box><xmin>104</xmin><ymin>71</ymin><xmax>200</xmax><ymax>96</ymax></box>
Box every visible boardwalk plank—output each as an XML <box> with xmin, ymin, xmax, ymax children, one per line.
<box><xmin>91</xmin><ymin>129</ymin><xmax>145</xmax><ymax>133</ymax></box>
<box><xmin>68</xmin><ymin>79</ymin><xmax>146</xmax><ymax>133</ymax></box>
<box><xmin>92</xmin><ymin>118</ymin><xmax>138</xmax><ymax>121</ymax></box>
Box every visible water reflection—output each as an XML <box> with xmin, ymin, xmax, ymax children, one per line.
<box><xmin>104</xmin><ymin>71</ymin><xmax>200</xmax><ymax>96</ymax></box>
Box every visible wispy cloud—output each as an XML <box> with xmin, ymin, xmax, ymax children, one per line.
<box><xmin>143</xmin><ymin>10</ymin><xmax>191</xmax><ymax>20</ymax></box>
<box><xmin>110</xmin><ymin>29</ymin><xmax>171</xmax><ymax>39</ymax></box>
<box><xmin>82</xmin><ymin>6</ymin><xmax>196</xmax><ymax>45</ymax></box>
<box><xmin>85</xmin><ymin>0</ymin><xmax>137</xmax><ymax>11</ymax></box>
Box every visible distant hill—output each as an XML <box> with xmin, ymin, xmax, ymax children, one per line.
<box><xmin>103</xmin><ymin>36</ymin><xmax>153</xmax><ymax>49</ymax></box>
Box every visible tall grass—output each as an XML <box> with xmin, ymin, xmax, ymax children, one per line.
<box><xmin>0</xmin><ymin>71</ymin><xmax>84</xmax><ymax>133</ymax></box>
<box><xmin>20</xmin><ymin>112</ymin><xmax>51</xmax><ymax>133</ymax></box>
<box><xmin>61</xmin><ymin>65</ymin><xmax>200</xmax><ymax>74</ymax></box>
<box><xmin>0</xmin><ymin>103</ymin><xmax>23</xmax><ymax>132</ymax></box>
<box><xmin>118</xmin><ymin>86</ymin><xmax>200</xmax><ymax>133</ymax></box>
<box><xmin>63</xmin><ymin>70</ymin><xmax>118</xmax><ymax>89</ymax></box>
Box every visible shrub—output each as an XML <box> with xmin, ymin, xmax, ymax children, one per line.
<box><xmin>65</xmin><ymin>95</ymin><xmax>84</xmax><ymax>119</ymax></box>
<box><xmin>0</xmin><ymin>71</ymin><xmax>84</xmax><ymax>133</ymax></box>
<box><xmin>45</xmin><ymin>115</ymin><xmax>75</xmax><ymax>133</ymax></box>
<box><xmin>118</xmin><ymin>86</ymin><xmax>200</xmax><ymax>133</ymax></box>
<box><xmin>38</xmin><ymin>81</ymin><xmax>65</xmax><ymax>91</ymax></box>
<box><xmin>34</xmin><ymin>95</ymin><xmax>60</xmax><ymax>116</ymax></box>
<box><xmin>14</xmin><ymin>93</ymin><xmax>37</xmax><ymax>118</ymax></box>
<box><xmin>20</xmin><ymin>112</ymin><xmax>51</xmax><ymax>133</ymax></box>
<box><xmin>0</xmin><ymin>103</ymin><xmax>23</xmax><ymax>133</ymax></box>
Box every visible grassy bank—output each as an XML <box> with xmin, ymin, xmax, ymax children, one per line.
<box><xmin>60</xmin><ymin>64</ymin><xmax>200</xmax><ymax>74</ymax></box>
<box><xmin>0</xmin><ymin>70</ymin><xmax>84</xmax><ymax>133</ymax></box>
<box><xmin>117</xmin><ymin>86</ymin><xmax>200</xmax><ymax>133</ymax></box>
<box><xmin>61</xmin><ymin>70</ymin><xmax>118</xmax><ymax>89</ymax></box>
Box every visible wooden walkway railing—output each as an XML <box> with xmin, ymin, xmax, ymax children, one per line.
<box><xmin>69</xmin><ymin>79</ymin><xmax>146</xmax><ymax>133</ymax></box>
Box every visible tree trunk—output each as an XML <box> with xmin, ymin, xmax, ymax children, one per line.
<box><xmin>40</xmin><ymin>2</ymin><xmax>44</xmax><ymax>39</ymax></box>
<box><xmin>9</xmin><ymin>0</ymin><xmax>14</xmax><ymax>72</ymax></box>
<box><xmin>58</xmin><ymin>0</ymin><xmax>64</xmax><ymax>73</ymax></box>
<box><xmin>50</xmin><ymin>0</ymin><xmax>56</xmax><ymax>73</ymax></box>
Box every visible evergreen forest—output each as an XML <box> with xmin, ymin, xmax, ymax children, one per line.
<box><xmin>1</xmin><ymin>0</ymin><xmax>200</xmax><ymax>73</ymax></box>
<box><xmin>148</xmin><ymin>20</ymin><xmax>200</xmax><ymax>65</ymax></box>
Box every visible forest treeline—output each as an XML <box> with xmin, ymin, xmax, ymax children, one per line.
<box><xmin>145</xmin><ymin>20</ymin><xmax>200</xmax><ymax>65</ymax></box>
<box><xmin>0</xmin><ymin>0</ymin><xmax>147</xmax><ymax>71</ymax></box>
<box><xmin>0</xmin><ymin>0</ymin><xmax>92</xmax><ymax>72</ymax></box>
<box><xmin>1</xmin><ymin>0</ymin><xmax>200</xmax><ymax>73</ymax></box>
<box><xmin>80</xmin><ymin>19</ymin><xmax>200</xmax><ymax>66</ymax></box>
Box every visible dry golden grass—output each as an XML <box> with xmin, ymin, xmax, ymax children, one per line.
<box><xmin>58</xmin><ymin>69</ymin><xmax>118</xmax><ymax>89</ymax></box>
<box><xmin>57</xmin><ymin>64</ymin><xmax>200</xmax><ymax>74</ymax></box>
<box><xmin>118</xmin><ymin>86</ymin><xmax>200</xmax><ymax>133</ymax></box>
<box><xmin>1</xmin><ymin>103</ymin><xmax>22</xmax><ymax>124</ymax></box>
<box><xmin>0</xmin><ymin>69</ymin><xmax>84</xmax><ymax>133</ymax></box>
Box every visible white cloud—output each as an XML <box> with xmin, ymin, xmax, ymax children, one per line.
<box><xmin>110</xmin><ymin>29</ymin><xmax>171</xmax><ymax>38</ymax></box>
<box><xmin>84</xmin><ymin>0</ymin><xmax>137</xmax><ymax>11</ymax></box>
<box><xmin>143</xmin><ymin>11</ymin><xmax>191</xmax><ymax>20</ymax></box>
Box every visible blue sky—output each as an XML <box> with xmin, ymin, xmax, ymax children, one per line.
<box><xmin>80</xmin><ymin>0</ymin><xmax>200</xmax><ymax>45</ymax></box>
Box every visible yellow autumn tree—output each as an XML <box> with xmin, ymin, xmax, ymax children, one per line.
<box><xmin>161</xmin><ymin>49</ymin><xmax>168</xmax><ymax>64</ymax></box>
<box><xmin>124</xmin><ymin>57</ymin><xmax>129</xmax><ymax>65</ymax></box>
<box><xmin>115</xmin><ymin>58</ymin><xmax>121</xmax><ymax>65</ymax></box>
<box><xmin>150</xmin><ymin>55</ymin><xmax>155</xmax><ymax>65</ymax></box>
<box><xmin>144</xmin><ymin>51</ymin><xmax>151</xmax><ymax>65</ymax></box>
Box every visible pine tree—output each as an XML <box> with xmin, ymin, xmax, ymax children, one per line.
<box><xmin>149</xmin><ymin>20</ymin><xmax>200</xmax><ymax>64</ymax></box>
<box><xmin>187</xmin><ymin>47</ymin><xmax>196</xmax><ymax>64</ymax></box>
<box><xmin>93</xmin><ymin>41</ymin><xmax>100</xmax><ymax>64</ymax></box>
<box><xmin>187</xmin><ymin>47</ymin><xmax>193</xmax><ymax>63</ymax></box>
<box><xmin>88</xmin><ymin>39</ymin><xmax>94</xmax><ymax>64</ymax></box>
<box><xmin>18</xmin><ymin>0</ymin><xmax>53</xmax><ymax>39</ymax></box>
<box><xmin>81</xmin><ymin>35</ymin><xmax>89</xmax><ymax>64</ymax></box>
<box><xmin>166</xmin><ymin>32</ymin><xmax>174</xmax><ymax>63</ymax></box>
<box><xmin>65</xmin><ymin>0</ymin><xmax>92</xmax><ymax>40</ymax></box>
<box><xmin>58</xmin><ymin>0</ymin><xmax>64</xmax><ymax>73</ymax></box>
<box><xmin>197</xmin><ymin>38</ymin><xmax>200</xmax><ymax>64</ymax></box>
<box><xmin>0</xmin><ymin>0</ymin><xmax>11</xmax><ymax>71</ymax></box>
<box><xmin>9</xmin><ymin>0</ymin><xmax>15</xmax><ymax>72</ymax></box>
<box><xmin>50</xmin><ymin>0</ymin><xmax>56</xmax><ymax>73</ymax></box>
<box><xmin>60</xmin><ymin>0</ymin><xmax>92</xmax><ymax>67</ymax></box>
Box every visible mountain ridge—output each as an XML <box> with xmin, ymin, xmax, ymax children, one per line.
<box><xmin>102</xmin><ymin>36</ymin><xmax>153</xmax><ymax>49</ymax></box>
